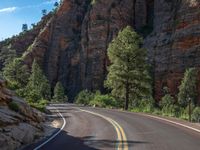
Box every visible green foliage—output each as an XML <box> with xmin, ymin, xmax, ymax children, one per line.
<box><xmin>53</xmin><ymin>82</ymin><xmax>67</xmax><ymax>102</ymax></box>
<box><xmin>22</xmin><ymin>24</ymin><xmax>28</xmax><ymax>32</ymax></box>
<box><xmin>0</xmin><ymin>44</ymin><xmax>17</xmax><ymax>66</ymax></box>
<box><xmin>192</xmin><ymin>107</ymin><xmax>200</xmax><ymax>122</ymax></box>
<box><xmin>160</xmin><ymin>94</ymin><xmax>174</xmax><ymax>108</ymax></box>
<box><xmin>8</xmin><ymin>101</ymin><xmax>19</xmax><ymax>112</ymax></box>
<box><xmin>178</xmin><ymin>68</ymin><xmax>198</xmax><ymax>107</ymax></box>
<box><xmin>90</xmin><ymin>93</ymin><xmax>118</xmax><ymax>108</ymax></box>
<box><xmin>42</xmin><ymin>9</ymin><xmax>47</xmax><ymax>16</ymax></box>
<box><xmin>75</xmin><ymin>90</ymin><xmax>94</xmax><ymax>105</ymax></box>
<box><xmin>131</xmin><ymin>98</ymin><xmax>154</xmax><ymax>113</ymax></box>
<box><xmin>105</xmin><ymin>26</ymin><xmax>152</xmax><ymax>110</ymax></box>
<box><xmin>26</xmin><ymin>60</ymin><xmax>51</xmax><ymax>102</ymax></box>
<box><xmin>29</xmin><ymin>99</ymin><xmax>49</xmax><ymax>112</ymax></box>
<box><xmin>91</xmin><ymin>0</ymin><xmax>96</xmax><ymax>5</ymax></box>
<box><xmin>3</xmin><ymin>58</ymin><xmax>30</xmax><ymax>90</ymax></box>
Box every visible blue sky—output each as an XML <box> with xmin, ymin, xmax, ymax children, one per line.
<box><xmin>0</xmin><ymin>0</ymin><xmax>60</xmax><ymax>41</ymax></box>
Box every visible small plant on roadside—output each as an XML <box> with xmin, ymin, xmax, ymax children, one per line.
<box><xmin>75</xmin><ymin>90</ymin><xmax>94</xmax><ymax>105</ymax></box>
<box><xmin>192</xmin><ymin>107</ymin><xmax>200</xmax><ymax>122</ymax></box>
<box><xmin>8</xmin><ymin>101</ymin><xmax>19</xmax><ymax>112</ymax></box>
<box><xmin>53</xmin><ymin>82</ymin><xmax>67</xmax><ymax>102</ymax></box>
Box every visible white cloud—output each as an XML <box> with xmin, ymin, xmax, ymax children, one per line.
<box><xmin>0</xmin><ymin>7</ymin><xmax>17</xmax><ymax>13</ymax></box>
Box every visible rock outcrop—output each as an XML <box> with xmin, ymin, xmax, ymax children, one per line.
<box><xmin>0</xmin><ymin>79</ymin><xmax>45</xmax><ymax>150</ymax></box>
<box><xmin>144</xmin><ymin>0</ymin><xmax>200</xmax><ymax>102</ymax></box>
<box><xmin>0</xmin><ymin>13</ymin><xmax>52</xmax><ymax>69</ymax></box>
<box><xmin>1</xmin><ymin>0</ymin><xmax>200</xmax><ymax>102</ymax></box>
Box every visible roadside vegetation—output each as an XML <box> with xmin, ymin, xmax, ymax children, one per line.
<box><xmin>1</xmin><ymin>20</ymin><xmax>199</xmax><ymax>122</ymax></box>
<box><xmin>75</xmin><ymin>26</ymin><xmax>200</xmax><ymax>123</ymax></box>
<box><xmin>2</xmin><ymin>58</ymin><xmax>68</xmax><ymax>112</ymax></box>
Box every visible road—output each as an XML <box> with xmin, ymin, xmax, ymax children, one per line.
<box><xmin>24</xmin><ymin>104</ymin><xmax>200</xmax><ymax>150</ymax></box>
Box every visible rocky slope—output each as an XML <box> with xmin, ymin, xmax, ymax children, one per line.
<box><xmin>0</xmin><ymin>79</ymin><xmax>45</xmax><ymax>150</ymax></box>
<box><xmin>0</xmin><ymin>13</ymin><xmax>52</xmax><ymax>69</ymax></box>
<box><xmin>0</xmin><ymin>0</ymin><xmax>200</xmax><ymax>102</ymax></box>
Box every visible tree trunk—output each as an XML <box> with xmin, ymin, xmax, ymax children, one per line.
<box><xmin>125</xmin><ymin>82</ymin><xmax>129</xmax><ymax>110</ymax></box>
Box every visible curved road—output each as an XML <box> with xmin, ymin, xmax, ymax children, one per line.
<box><xmin>24</xmin><ymin>104</ymin><xmax>200</xmax><ymax>150</ymax></box>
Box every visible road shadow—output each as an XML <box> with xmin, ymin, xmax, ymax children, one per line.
<box><xmin>22</xmin><ymin>131</ymin><xmax>98</xmax><ymax>150</ymax></box>
<box><xmin>22</xmin><ymin>130</ymin><xmax>148</xmax><ymax>150</ymax></box>
<box><xmin>82</xmin><ymin>136</ymin><xmax>148</xmax><ymax>149</ymax></box>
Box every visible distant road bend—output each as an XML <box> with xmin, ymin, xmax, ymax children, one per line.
<box><xmin>25</xmin><ymin>104</ymin><xmax>200</xmax><ymax>150</ymax></box>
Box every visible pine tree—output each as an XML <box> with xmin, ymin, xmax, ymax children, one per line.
<box><xmin>178</xmin><ymin>68</ymin><xmax>198</xmax><ymax>107</ymax></box>
<box><xmin>53</xmin><ymin>82</ymin><xmax>67</xmax><ymax>102</ymax></box>
<box><xmin>42</xmin><ymin>9</ymin><xmax>47</xmax><ymax>16</ymax></box>
<box><xmin>26</xmin><ymin>60</ymin><xmax>51</xmax><ymax>102</ymax></box>
<box><xmin>3</xmin><ymin>58</ymin><xmax>30</xmax><ymax>89</ymax></box>
<box><xmin>105</xmin><ymin>26</ymin><xmax>152</xmax><ymax>110</ymax></box>
<box><xmin>22</xmin><ymin>24</ymin><xmax>28</xmax><ymax>32</ymax></box>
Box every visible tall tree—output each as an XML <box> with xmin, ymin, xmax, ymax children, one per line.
<box><xmin>54</xmin><ymin>2</ymin><xmax>59</xmax><ymax>8</ymax></box>
<box><xmin>3</xmin><ymin>58</ymin><xmax>30</xmax><ymax>89</ymax></box>
<box><xmin>178</xmin><ymin>68</ymin><xmax>198</xmax><ymax>107</ymax></box>
<box><xmin>53</xmin><ymin>82</ymin><xmax>67</xmax><ymax>102</ymax></box>
<box><xmin>105</xmin><ymin>26</ymin><xmax>152</xmax><ymax>110</ymax></box>
<box><xmin>22</xmin><ymin>24</ymin><xmax>28</xmax><ymax>32</ymax></box>
<box><xmin>42</xmin><ymin>9</ymin><xmax>47</xmax><ymax>16</ymax></box>
<box><xmin>26</xmin><ymin>60</ymin><xmax>51</xmax><ymax>101</ymax></box>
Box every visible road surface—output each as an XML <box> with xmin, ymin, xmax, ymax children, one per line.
<box><xmin>24</xmin><ymin>104</ymin><xmax>200</xmax><ymax>150</ymax></box>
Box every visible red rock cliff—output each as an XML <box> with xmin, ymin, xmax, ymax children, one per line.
<box><xmin>1</xmin><ymin>0</ymin><xmax>200</xmax><ymax>102</ymax></box>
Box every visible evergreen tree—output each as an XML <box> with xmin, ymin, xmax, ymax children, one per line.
<box><xmin>105</xmin><ymin>26</ymin><xmax>152</xmax><ymax>110</ymax></box>
<box><xmin>54</xmin><ymin>2</ymin><xmax>59</xmax><ymax>8</ymax></box>
<box><xmin>26</xmin><ymin>60</ymin><xmax>51</xmax><ymax>101</ymax></box>
<box><xmin>53</xmin><ymin>82</ymin><xmax>67</xmax><ymax>102</ymax></box>
<box><xmin>3</xmin><ymin>58</ymin><xmax>30</xmax><ymax>89</ymax></box>
<box><xmin>178</xmin><ymin>68</ymin><xmax>198</xmax><ymax>107</ymax></box>
<box><xmin>22</xmin><ymin>24</ymin><xmax>28</xmax><ymax>32</ymax></box>
<box><xmin>42</xmin><ymin>9</ymin><xmax>47</xmax><ymax>16</ymax></box>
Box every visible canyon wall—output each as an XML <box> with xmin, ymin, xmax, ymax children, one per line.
<box><xmin>1</xmin><ymin>0</ymin><xmax>200</xmax><ymax>102</ymax></box>
<box><xmin>144</xmin><ymin>0</ymin><xmax>200</xmax><ymax>101</ymax></box>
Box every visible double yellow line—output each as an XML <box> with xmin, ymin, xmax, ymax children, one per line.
<box><xmin>80</xmin><ymin>109</ymin><xmax>128</xmax><ymax>150</ymax></box>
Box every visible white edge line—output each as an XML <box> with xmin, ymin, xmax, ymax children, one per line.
<box><xmin>141</xmin><ymin>114</ymin><xmax>200</xmax><ymax>133</ymax></box>
<box><xmin>34</xmin><ymin>109</ymin><xmax>66</xmax><ymax>150</ymax></box>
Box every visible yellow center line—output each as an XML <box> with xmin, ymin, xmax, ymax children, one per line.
<box><xmin>79</xmin><ymin>109</ymin><xmax>128</xmax><ymax>150</ymax></box>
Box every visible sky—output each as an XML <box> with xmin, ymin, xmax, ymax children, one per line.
<box><xmin>0</xmin><ymin>0</ymin><xmax>60</xmax><ymax>41</ymax></box>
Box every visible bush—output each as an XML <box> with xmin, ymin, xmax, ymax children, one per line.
<box><xmin>29</xmin><ymin>99</ymin><xmax>48</xmax><ymax>112</ymax></box>
<box><xmin>75</xmin><ymin>90</ymin><xmax>94</xmax><ymax>105</ymax></box>
<box><xmin>160</xmin><ymin>94</ymin><xmax>174</xmax><ymax>108</ymax></box>
<box><xmin>192</xmin><ymin>107</ymin><xmax>200</xmax><ymax>122</ymax></box>
<box><xmin>178</xmin><ymin>68</ymin><xmax>198</xmax><ymax>107</ymax></box>
<box><xmin>89</xmin><ymin>94</ymin><xmax>118</xmax><ymax>108</ymax></box>
<box><xmin>53</xmin><ymin>82</ymin><xmax>67</xmax><ymax>102</ymax></box>
<box><xmin>8</xmin><ymin>101</ymin><xmax>19</xmax><ymax>112</ymax></box>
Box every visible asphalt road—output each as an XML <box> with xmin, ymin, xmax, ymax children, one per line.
<box><xmin>24</xmin><ymin>104</ymin><xmax>200</xmax><ymax>150</ymax></box>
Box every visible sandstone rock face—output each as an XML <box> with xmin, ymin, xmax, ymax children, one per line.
<box><xmin>80</xmin><ymin>0</ymin><xmax>134</xmax><ymax>93</ymax></box>
<box><xmin>0</xmin><ymin>79</ymin><xmax>45</xmax><ymax>150</ymax></box>
<box><xmin>144</xmin><ymin>0</ymin><xmax>200</xmax><ymax>102</ymax></box>
<box><xmin>23</xmin><ymin>0</ymin><xmax>91</xmax><ymax>99</ymax></box>
<box><xmin>1</xmin><ymin>0</ymin><xmax>200</xmax><ymax>102</ymax></box>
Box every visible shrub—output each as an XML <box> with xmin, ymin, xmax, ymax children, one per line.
<box><xmin>75</xmin><ymin>90</ymin><xmax>94</xmax><ymax>105</ymax></box>
<box><xmin>160</xmin><ymin>94</ymin><xmax>174</xmax><ymax>108</ymax></box>
<box><xmin>29</xmin><ymin>100</ymin><xmax>48</xmax><ymax>112</ymax></box>
<box><xmin>178</xmin><ymin>68</ymin><xmax>198</xmax><ymax>107</ymax></box>
<box><xmin>53</xmin><ymin>82</ymin><xmax>67</xmax><ymax>102</ymax></box>
<box><xmin>8</xmin><ymin>101</ymin><xmax>19</xmax><ymax>112</ymax></box>
<box><xmin>138</xmin><ymin>98</ymin><xmax>155</xmax><ymax>113</ymax></box>
<box><xmin>89</xmin><ymin>94</ymin><xmax>118</xmax><ymax>108</ymax></box>
<box><xmin>192</xmin><ymin>107</ymin><xmax>200</xmax><ymax>122</ymax></box>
